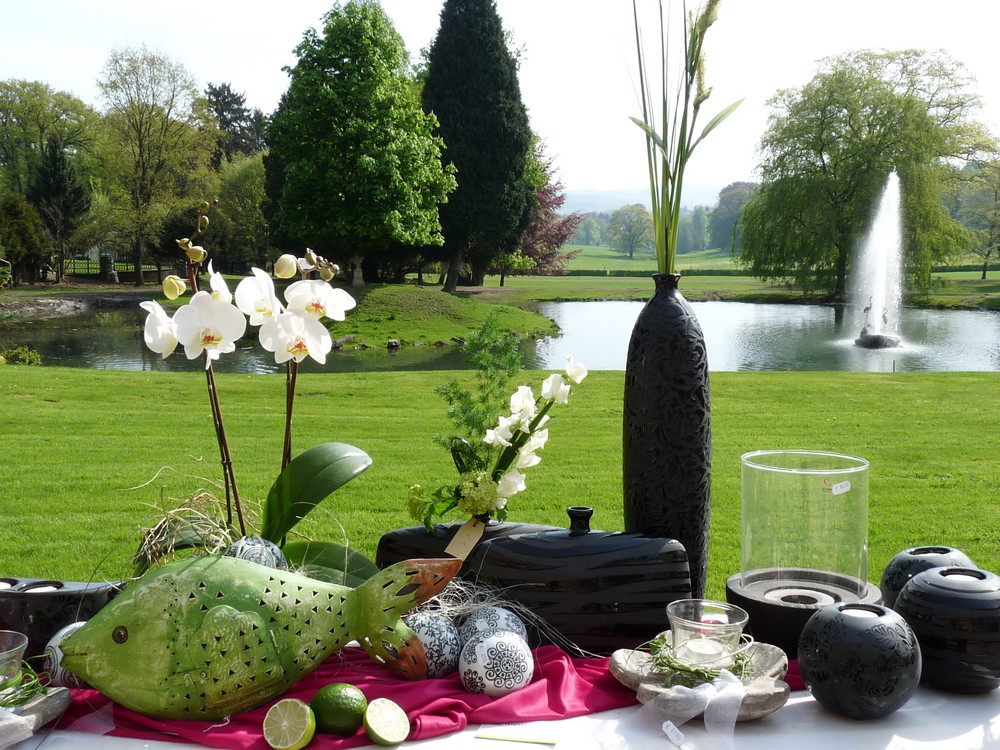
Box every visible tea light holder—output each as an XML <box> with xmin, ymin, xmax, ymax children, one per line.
<box><xmin>0</xmin><ymin>629</ymin><xmax>29</xmax><ymax>684</ymax></box>
<box><xmin>666</xmin><ymin>599</ymin><xmax>749</xmax><ymax>669</ymax></box>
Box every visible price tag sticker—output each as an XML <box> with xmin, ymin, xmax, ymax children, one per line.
<box><xmin>831</xmin><ymin>480</ymin><xmax>851</xmax><ymax>495</ymax></box>
<box><xmin>661</xmin><ymin>720</ymin><xmax>686</xmax><ymax>746</ymax></box>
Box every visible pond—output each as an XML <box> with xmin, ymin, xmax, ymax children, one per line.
<box><xmin>2</xmin><ymin>301</ymin><xmax>999</xmax><ymax>373</ymax></box>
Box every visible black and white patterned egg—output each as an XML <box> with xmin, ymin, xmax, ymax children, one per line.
<box><xmin>225</xmin><ymin>536</ymin><xmax>289</xmax><ymax>570</ymax></box>
<box><xmin>459</xmin><ymin>629</ymin><xmax>534</xmax><ymax>697</ymax></box>
<box><xmin>406</xmin><ymin>611</ymin><xmax>461</xmax><ymax>678</ymax></box>
<box><xmin>43</xmin><ymin>621</ymin><xmax>90</xmax><ymax>688</ymax></box>
<box><xmin>458</xmin><ymin>605</ymin><xmax>527</xmax><ymax>644</ymax></box>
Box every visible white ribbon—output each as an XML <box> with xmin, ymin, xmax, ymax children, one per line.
<box><xmin>0</xmin><ymin>707</ymin><xmax>34</xmax><ymax>748</ymax></box>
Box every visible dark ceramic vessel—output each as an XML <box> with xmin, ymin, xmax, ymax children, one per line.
<box><xmin>622</xmin><ymin>273</ymin><xmax>711</xmax><ymax>597</ymax></box>
<box><xmin>798</xmin><ymin>603</ymin><xmax>921</xmax><ymax>720</ymax></box>
<box><xmin>894</xmin><ymin>566</ymin><xmax>1000</xmax><ymax>694</ymax></box>
<box><xmin>879</xmin><ymin>546</ymin><xmax>975</xmax><ymax>609</ymax></box>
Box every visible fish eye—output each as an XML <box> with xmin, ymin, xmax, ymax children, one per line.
<box><xmin>112</xmin><ymin>626</ymin><xmax>129</xmax><ymax>644</ymax></box>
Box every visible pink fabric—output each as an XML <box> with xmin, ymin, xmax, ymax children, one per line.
<box><xmin>57</xmin><ymin>646</ymin><xmax>637</xmax><ymax>749</ymax></box>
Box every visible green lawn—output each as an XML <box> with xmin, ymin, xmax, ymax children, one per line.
<box><xmin>2</xmin><ymin>366</ymin><xmax>997</xmax><ymax>602</ymax></box>
<box><xmin>564</xmin><ymin>245</ymin><xmax>737</xmax><ymax>273</ymax></box>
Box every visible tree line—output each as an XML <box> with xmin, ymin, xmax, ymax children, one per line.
<box><xmin>0</xmin><ymin>0</ymin><xmax>581</xmax><ymax>289</ymax></box>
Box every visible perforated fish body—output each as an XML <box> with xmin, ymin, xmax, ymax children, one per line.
<box><xmin>60</xmin><ymin>555</ymin><xmax>459</xmax><ymax>720</ymax></box>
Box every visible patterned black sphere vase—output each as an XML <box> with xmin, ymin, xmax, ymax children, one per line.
<box><xmin>623</xmin><ymin>273</ymin><xmax>711</xmax><ymax>597</ymax></box>
<box><xmin>798</xmin><ymin>603</ymin><xmax>921</xmax><ymax>720</ymax></box>
<box><xmin>879</xmin><ymin>546</ymin><xmax>975</xmax><ymax>609</ymax></box>
<box><xmin>894</xmin><ymin>566</ymin><xmax>1000</xmax><ymax>694</ymax></box>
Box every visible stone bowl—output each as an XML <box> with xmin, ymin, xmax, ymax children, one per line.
<box><xmin>609</xmin><ymin>631</ymin><xmax>790</xmax><ymax>721</ymax></box>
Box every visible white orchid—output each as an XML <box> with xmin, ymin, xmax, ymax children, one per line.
<box><xmin>285</xmin><ymin>279</ymin><xmax>356</xmax><ymax>321</ymax></box>
<box><xmin>566</xmin><ymin>355</ymin><xmax>588</xmax><ymax>384</ymax></box>
<box><xmin>205</xmin><ymin>261</ymin><xmax>233</xmax><ymax>304</ymax></box>
<box><xmin>259</xmin><ymin>310</ymin><xmax>332</xmax><ymax>365</ymax></box>
<box><xmin>172</xmin><ymin>290</ymin><xmax>247</xmax><ymax>367</ymax></box>
<box><xmin>235</xmin><ymin>268</ymin><xmax>284</xmax><ymax>325</ymax></box>
<box><xmin>139</xmin><ymin>300</ymin><xmax>178</xmax><ymax>358</ymax></box>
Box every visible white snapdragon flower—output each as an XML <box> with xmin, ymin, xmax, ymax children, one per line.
<box><xmin>541</xmin><ymin>373</ymin><xmax>571</xmax><ymax>404</ymax></box>
<box><xmin>496</xmin><ymin>468</ymin><xmax>526</xmax><ymax>499</ymax></box>
<box><xmin>285</xmin><ymin>279</ymin><xmax>356</xmax><ymax>321</ymax></box>
<box><xmin>172</xmin><ymin>290</ymin><xmax>247</xmax><ymax>367</ymax></box>
<box><xmin>259</xmin><ymin>310</ymin><xmax>333</xmax><ymax>365</ymax></box>
<box><xmin>509</xmin><ymin>385</ymin><xmax>537</xmax><ymax>425</ymax></box>
<box><xmin>566</xmin><ymin>355</ymin><xmax>588</xmax><ymax>384</ymax></box>
<box><xmin>139</xmin><ymin>300</ymin><xmax>178</xmax><ymax>358</ymax></box>
<box><xmin>235</xmin><ymin>268</ymin><xmax>284</xmax><ymax>326</ymax></box>
<box><xmin>515</xmin><ymin>430</ymin><xmax>549</xmax><ymax>469</ymax></box>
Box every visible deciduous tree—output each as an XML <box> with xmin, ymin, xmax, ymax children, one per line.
<box><xmin>741</xmin><ymin>50</ymin><xmax>991</xmax><ymax>294</ymax></box>
<box><xmin>422</xmin><ymin>0</ymin><xmax>535</xmax><ymax>290</ymax></box>
<box><xmin>709</xmin><ymin>182</ymin><xmax>755</xmax><ymax>252</ymax></box>
<box><xmin>0</xmin><ymin>191</ymin><xmax>50</xmax><ymax>285</ymax></box>
<box><xmin>517</xmin><ymin>142</ymin><xmax>582</xmax><ymax>275</ymax></box>
<box><xmin>608</xmin><ymin>204</ymin><xmax>653</xmax><ymax>258</ymax></box>
<box><xmin>267</xmin><ymin>0</ymin><xmax>455</xmax><ymax>279</ymax></box>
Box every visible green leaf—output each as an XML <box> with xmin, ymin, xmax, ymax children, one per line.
<box><xmin>282</xmin><ymin>540</ymin><xmax>378</xmax><ymax>587</ymax></box>
<box><xmin>691</xmin><ymin>98</ymin><xmax>744</xmax><ymax>152</ymax></box>
<box><xmin>261</xmin><ymin>442</ymin><xmax>372</xmax><ymax>543</ymax></box>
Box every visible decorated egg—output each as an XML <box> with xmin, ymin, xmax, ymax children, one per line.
<box><xmin>459</xmin><ymin>630</ymin><xmax>534</xmax><ymax>697</ymax></box>
<box><xmin>43</xmin><ymin>621</ymin><xmax>90</xmax><ymax>688</ymax></box>
<box><xmin>225</xmin><ymin>536</ymin><xmax>288</xmax><ymax>570</ymax></box>
<box><xmin>458</xmin><ymin>605</ymin><xmax>527</xmax><ymax>644</ymax></box>
<box><xmin>405</xmin><ymin>611</ymin><xmax>461</xmax><ymax>678</ymax></box>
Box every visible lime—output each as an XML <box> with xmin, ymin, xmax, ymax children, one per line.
<box><xmin>363</xmin><ymin>697</ymin><xmax>410</xmax><ymax>746</ymax></box>
<box><xmin>310</xmin><ymin>682</ymin><xmax>368</xmax><ymax>736</ymax></box>
<box><xmin>263</xmin><ymin>698</ymin><xmax>316</xmax><ymax>750</ymax></box>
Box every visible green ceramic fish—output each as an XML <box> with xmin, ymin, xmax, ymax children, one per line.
<box><xmin>60</xmin><ymin>554</ymin><xmax>460</xmax><ymax>720</ymax></box>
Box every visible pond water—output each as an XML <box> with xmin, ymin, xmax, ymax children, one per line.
<box><xmin>2</xmin><ymin>301</ymin><xmax>999</xmax><ymax>373</ymax></box>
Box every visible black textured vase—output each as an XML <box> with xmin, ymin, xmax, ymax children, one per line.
<box><xmin>623</xmin><ymin>273</ymin><xmax>711</xmax><ymax>597</ymax></box>
<box><xmin>798</xmin><ymin>603</ymin><xmax>921</xmax><ymax>720</ymax></box>
<box><xmin>894</xmin><ymin>566</ymin><xmax>1000</xmax><ymax>694</ymax></box>
<box><xmin>879</xmin><ymin>545</ymin><xmax>975</xmax><ymax>609</ymax></box>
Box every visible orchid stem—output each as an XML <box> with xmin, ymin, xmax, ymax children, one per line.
<box><xmin>281</xmin><ymin>360</ymin><xmax>298</xmax><ymax>471</ymax></box>
<box><xmin>204</xmin><ymin>360</ymin><xmax>246</xmax><ymax>536</ymax></box>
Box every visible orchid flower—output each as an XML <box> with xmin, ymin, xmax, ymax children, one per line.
<box><xmin>259</xmin><ymin>310</ymin><xmax>333</xmax><ymax>365</ymax></box>
<box><xmin>139</xmin><ymin>300</ymin><xmax>178</xmax><ymax>358</ymax></box>
<box><xmin>206</xmin><ymin>261</ymin><xmax>232</xmax><ymax>304</ymax></box>
<box><xmin>172</xmin><ymin>290</ymin><xmax>247</xmax><ymax>367</ymax></box>
<box><xmin>566</xmin><ymin>355</ymin><xmax>588</xmax><ymax>384</ymax></box>
<box><xmin>285</xmin><ymin>279</ymin><xmax>356</xmax><ymax>321</ymax></box>
<box><xmin>235</xmin><ymin>268</ymin><xmax>284</xmax><ymax>326</ymax></box>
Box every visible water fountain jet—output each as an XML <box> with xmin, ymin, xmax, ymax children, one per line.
<box><xmin>852</xmin><ymin>172</ymin><xmax>902</xmax><ymax>349</ymax></box>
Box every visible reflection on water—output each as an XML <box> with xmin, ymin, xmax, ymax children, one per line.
<box><xmin>3</xmin><ymin>302</ymin><xmax>1000</xmax><ymax>373</ymax></box>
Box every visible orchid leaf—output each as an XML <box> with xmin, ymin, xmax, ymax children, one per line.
<box><xmin>262</xmin><ymin>442</ymin><xmax>372</xmax><ymax>543</ymax></box>
<box><xmin>282</xmin><ymin>540</ymin><xmax>378</xmax><ymax>587</ymax></box>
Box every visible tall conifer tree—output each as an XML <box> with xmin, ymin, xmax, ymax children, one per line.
<box><xmin>422</xmin><ymin>0</ymin><xmax>535</xmax><ymax>291</ymax></box>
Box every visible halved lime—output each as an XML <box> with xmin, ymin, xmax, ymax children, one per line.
<box><xmin>363</xmin><ymin>697</ymin><xmax>410</xmax><ymax>746</ymax></box>
<box><xmin>263</xmin><ymin>698</ymin><xmax>316</xmax><ymax>750</ymax></box>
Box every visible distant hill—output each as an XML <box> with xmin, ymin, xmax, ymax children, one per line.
<box><xmin>563</xmin><ymin>185</ymin><xmax>724</xmax><ymax>214</ymax></box>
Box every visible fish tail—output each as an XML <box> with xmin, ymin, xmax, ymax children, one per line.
<box><xmin>350</xmin><ymin>557</ymin><xmax>461</xmax><ymax>680</ymax></box>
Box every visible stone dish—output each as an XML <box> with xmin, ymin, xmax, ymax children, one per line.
<box><xmin>610</xmin><ymin>632</ymin><xmax>790</xmax><ymax>721</ymax></box>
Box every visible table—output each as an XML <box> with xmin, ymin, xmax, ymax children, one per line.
<box><xmin>12</xmin><ymin>686</ymin><xmax>1000</xmax><ymax>750</ymax></box>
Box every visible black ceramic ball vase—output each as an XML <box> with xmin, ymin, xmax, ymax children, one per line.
<box><xmin>894</xmin><ymin>566</ymin><xmax>1000</xmax><ymax>694</ymax></box>
<box><xmin>880</xmin><ymin>546</ymin><xmax>975</xmax><ymax>609</ymax></box>
<box><xmin>798</xmin><ymin>603</ymin><xmax>921</xmax><ymax>720</ymax></box>
<box><xmin>622</xmin><ymin>273</ymin><xmax>711</xmax><ymax>597</ymax></box>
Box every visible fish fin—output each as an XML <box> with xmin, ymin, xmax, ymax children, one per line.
<box><xmin>349</xmin><ymin>558</ymin><xmax>461</xmax><ymax>680</ymax></box>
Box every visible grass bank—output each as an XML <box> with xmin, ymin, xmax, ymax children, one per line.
<box><xmin>2</xmin><ymin>366</ymin><xmax>997</xmax><ymax>601</ymax></box>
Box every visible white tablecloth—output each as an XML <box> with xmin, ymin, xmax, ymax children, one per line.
<box><xmin>11</xmin><ymin>686</ymin><xmax>1000</xmax><ymax>750</ymax></box>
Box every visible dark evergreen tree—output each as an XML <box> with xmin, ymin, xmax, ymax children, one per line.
<box><xmin>0</xmin><ymin>191</ymin><xmax>50</xmax><ymax>286</ymax></box>
<box><xmin>27</xmin><ymin>132</ymin><xmax>90</xmax><ymax>282</ymax></box>
<box><xmin>422</xmin><ymin>0</ymin><xmax>535</xmax><ymax>290</ymax></box>
<box><xmin>205</xmin><ymin>82</ymin><xmax>257</xmax><ymax>166</ymax></box>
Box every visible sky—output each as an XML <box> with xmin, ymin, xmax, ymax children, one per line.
<box><xmin>4</xmin><ymin>0</ymin><xmax>1000</xmax><ymax>197</ymax></box>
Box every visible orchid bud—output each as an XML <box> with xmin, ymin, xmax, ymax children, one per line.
<box><xmin>274</xmin><ymin>254</ymin><xmax>298</xmax><ymax>279</ymax></box>
<box><xmin>163</xmin><ymin>275</ymin><xmax>187</xmax><ymax>300</ymax></box>
<box><xmin>198</xmin><ymin>215</ymin><xmax>210</xmax><ymax>231</ymax></box>
<box><xmin>305</xmin><ymin>248</ymin><xmax>319</xmax><ymax>266</ymax></box>
<box><xmin>329</xmin><ymin>263</ymin><xmax>340</xmax><ymax>275</ymax></box>
<box><xmin>186</xmin><ymin>245</ymin><xmax>208</xmax><ymax>263</ymax></box>
<box><xmin>176</xmin><ymin>238</ymin><xmax>192</xmax><ymax>251</ymax></box>
<box><xmin>198</xmin><ymin>201</ymin><xmax>211</xmax><ymax>213</ymax></box>
<box><xmin>319</xmin><ymin>266</ymin><xmax>335</xmax><ymax>281</ymax></box>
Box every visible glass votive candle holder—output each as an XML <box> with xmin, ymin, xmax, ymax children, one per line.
<box><xmin>0</xmin><ymin>630</ymin><xmax>29</xmax><ymax>684</ymax></box>
<box><xmin>667</xmin><ymin>599</ymin><xmax>749</xmax><ymax>669</ymax></box>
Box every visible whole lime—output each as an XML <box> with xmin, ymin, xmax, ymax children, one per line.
<box><xmin>310</xmin><ymin>682</ymin><xmax>368</xmax><ymax>736</ymax></box>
